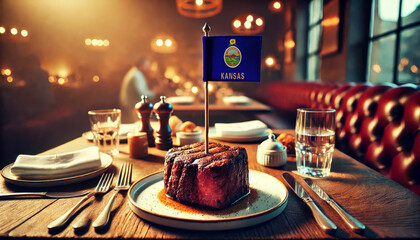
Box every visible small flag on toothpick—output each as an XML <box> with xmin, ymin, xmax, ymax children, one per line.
<box><xmin>201</xmin><ymin>23</ymin><xmax>262</xmax><ymax>153</ymax></box>
<box><xmin>203</xmin><ymin>35</ymin><xmax>262</xmax><ymax>82</ymax></box>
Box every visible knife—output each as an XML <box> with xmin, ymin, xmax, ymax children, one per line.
<box><xmin>0</xmin><ymin>191</ymin><xmax>89</xmax><ymax>199</ymax></box>
<box><xmin>282</xmin><ymin>173</ymin><xmax>337</xmax><ymax>234</ymax></box>
<box><xmin>304</xmin><ymin>178</ymin><xmax>366</xmax><ymax>233</ymax></box>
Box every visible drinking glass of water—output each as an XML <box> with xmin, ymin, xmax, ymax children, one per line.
<box><xmin>88</xmin><ymin>109</ymin><xmax>121</xmax><ymax>156</ymax></box>
<box><xmin>295</xmin><ymin>108</ymin><xmax>336</xmax><ymax>177</ymax></box>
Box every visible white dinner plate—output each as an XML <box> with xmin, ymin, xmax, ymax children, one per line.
<box><xmin>209</xmin><ymin>128</ymin><xmax>269</xmax><ymax>142</ymax></box>
<box><xmin>166</xmin><ymin>96</ymin><xmax>195</xmax><ymax>105</ymax></box>
<box><xmin>1</xmin><ymin>153</ymin><xmax>113</xmax><ymax>187</ymax></box>
<box><xmin>223</xmin><ymin>96</ymin><xmax>251</xmax><ymax>105</ymax></box>
<box><xmin>128</xmin><ymin>170</ymin><xmax>288</xmax><ymax>231</ymax></box>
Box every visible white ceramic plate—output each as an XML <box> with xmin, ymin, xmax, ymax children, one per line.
<box><xmin>209</xmin><ymin>128</ymin><xmax>269</xmax><ymax>142</ymax></box>
<box><xmin>128</xmin><ymin>170</ymin><xmax>288</xmax><ymax>231</ymax></box>
<box><xmin>1</xmin><ymin>153</ymin><xmax>113</xmax><ymax>187</ymax></box>
<box><xmin>166</xmin><ymin>96</ymin><xmax>195</xmax><ymax>105</ymax></box>
<box><xmin>223</xmin><ymin>96</ymin><xmax>251</xmax><ymax>105</ymax></box>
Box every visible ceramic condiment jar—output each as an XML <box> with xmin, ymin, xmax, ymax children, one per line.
<box><xmin>257</xmin><ymin>133</ymin><xmax>287</xmax><ymax>167</ymax></box>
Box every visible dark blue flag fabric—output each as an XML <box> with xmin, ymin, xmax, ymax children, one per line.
<box><xmin>203</xmin><ymin>36</ymin><xmax>262</xmax><ymax>82</ymax></box>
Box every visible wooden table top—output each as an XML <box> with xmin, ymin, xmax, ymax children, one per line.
<box><xmin>1</xmin><ymin>129</ymin><xmax>419</xmax><ymax>239</ymax></box>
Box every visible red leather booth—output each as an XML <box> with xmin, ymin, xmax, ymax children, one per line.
<box><xmin>255</xmin><ymin>82</ymin><xmax>420</xmax><ymax>194</ymax></box>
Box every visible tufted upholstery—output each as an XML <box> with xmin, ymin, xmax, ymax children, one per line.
<box><xmin>255</xmin><ymin>82</ymin><xmax>420</xmax><ymax>194</ymax></box>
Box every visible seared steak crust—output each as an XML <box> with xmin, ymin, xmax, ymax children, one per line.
<box><xmin>164</xmin><ymin>142</ymin><xmax>249</xmax><ymax>209</ymax></box>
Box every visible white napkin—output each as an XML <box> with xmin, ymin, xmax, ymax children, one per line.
<box><xmin>223</xmin><ymin>96</ymin><xmax>251</xmax><ymax>105</ymax></box>
<box><xmin>119</xmin><ymin>123</ymin><xmax>136</xmax><ymax>136</ymax></box>
<box><xmin>166</xmin><ymin>96</ymin><xmax>195</xmax><ymax>104</ymax></box>
<box><xmin>11</xmin><ymin>146</ymin><xmax>102</xmax><ymax>179</ymax></box>
<box><xmin>215</xmin><ymin>120</ymin><xmax>267</xmax><ymax>137</ymax></box>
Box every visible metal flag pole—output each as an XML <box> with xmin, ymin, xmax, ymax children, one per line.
<box><xmin>203</xmin><ymin>23</ymin><xmax>210</xmax><ymax>154</ymax></box>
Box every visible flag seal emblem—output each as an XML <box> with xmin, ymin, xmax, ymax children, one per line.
<box><xmin>224</xmin><ymin>39</ymin><xmax>241</xmax><ymax>68</ymax></box>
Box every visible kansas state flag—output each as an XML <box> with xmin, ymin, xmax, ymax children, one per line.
<box><xmin>203</xmin><ymin>36</ymin><xmax>262</xmax><ymax>82</ymax></box>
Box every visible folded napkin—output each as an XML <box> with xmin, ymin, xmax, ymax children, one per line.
<box><xmin>166</xmin><ymin>96</ymin><xmax>195</xmax><ymax>105</ymax></box>
<box><xmin>11</xmin><ymin>146</ymin><xmax>102</xmax><ymax>179</ymax></box>
<box><xmin>119</xmin><ymin>123</ymin><xmax>137</xmax><ymax>136</ymax></box>
<box><xmin>223</xmin><ymin>96</ymin><xmax>251</xmax><ymax>105</ymax></box>
<box><xmin>215</xmin><ymin>120</ymin><xmax>267</xmax><ymax>137</ymax></box>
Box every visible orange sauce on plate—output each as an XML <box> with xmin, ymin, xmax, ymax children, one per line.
<box><xmin>157</xmin><ymin>188</ymin><xmax>258</xmax><ymax>215</ymax></box>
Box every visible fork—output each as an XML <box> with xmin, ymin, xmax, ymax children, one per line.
<box><xmin>92</xmin><ymin>163</ymin><xmax>132</xmax><ymax>228</ymax></box>
<box><xmin>47</xmin><ymin>173</ymin><xmax>114</xmax><ymax>230</ymax></box>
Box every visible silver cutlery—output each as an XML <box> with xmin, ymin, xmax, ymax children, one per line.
<box><xmin>283</xmin><ymin>172</ymin><xmax>337</xmax><ymax>234</ymax></box>
<box><xmin>0</xmin><ymin>191</ymin><xmax>88</xmax><ymax>199</ymax></box>
<box><xmin>93</xmin><ymin>163</ymin><xmax>132</xmax><ymax>229</ymax></box>
<box><xmin>304</xmin><ymin>178</ymin><xmax>366</xmax><ymax>233</ymax></box>
<box><xmin>48</xmin><ymin>172</ymin><xmax>114</xmax><ymax>230</ymax></box>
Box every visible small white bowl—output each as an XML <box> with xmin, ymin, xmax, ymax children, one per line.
<box><xmin>176</xmin><ymin>131</ymin><xmax>203</xmax><ymax>146</ymax></box>
<box><xmin>257</xmin><ymin>133</ymin><xmax>287</xmax><ymax>167</ymax></box>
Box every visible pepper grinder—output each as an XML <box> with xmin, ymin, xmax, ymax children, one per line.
<box><xmin>135</xmin><ymin>95</ymin><xmax>155</xmax><ymax>147</ymax></box>
<box><xmin>153</xmin><ymin>96</ymin><xmax>173</xmax><ymax>150</ymax></box>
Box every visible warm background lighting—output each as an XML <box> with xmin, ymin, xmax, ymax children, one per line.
<box><xmin>93</xmin><ymin>75</ymin><xmax>100</xmax><ymax>82</ymax></box>
<box><xmin>85</xmin><ymin>38</ymin><xmax>109</xmax><ymax>48</ymax></box>
<box><xmin>57</xmin><ymin>77</ymin><xmax>65</xmax><ymax>85</ymax></box>
<box><xmin>321</xmin><ymin>17</ymin><xmax>340</xmax><ymax>27</ymax></box>
<box><xmin>265</xmin><ymin>57</ymin><xmax>275</xmax><ymax>67</ymax></box>
<box><xmin>269</xmin><ymin>0</ymin><xmax>282</xmax><ymax>13</ymax></box>
<box><xmin>244</xmin><ymin>21</ymin><xmax>251</xmax><ymax>29</ymax></box>
<box><xmin>231</xmin><ymin>13</ymin><xmax>264</xmax><ymax>34</ymax></box>
<box><xmin>195</xmin><ymin>0</ymin><xmax>203</xmax><ymax>6</ymax></box>
<box><xmin>285</xmin><ymin>40</ymin><xmax>295</xmax><ymax>48</ymax></box>
<box><xmin>20</xmin><ymin>29</ymin><xmax>28</xmax><ymax>37</ymax></box>
<box><xmin>10</xmin><ymin>28</ymin><xmax>18</xmax><ymax>35</ymax></box>
<box><xmin>246</xmin><ymin>15</ymin><xmax>254</xmax><ymax>22</ymax></box>
<box><xmin>151</xmin><ymin>36</ymin><xmax>177</xmax><ymax>53</ymax></box>
<box><xmin>191</xmin><ymin>86</ymin><xmax>199</xmax><ymax>94</ymax></box>
<box><xmin>48</xmin><ymin>76</ymin><xmax>56</xmax><ymax>83</ymax></box>
<box><xmin>172</xmin><ymin>75</ymin><xmax>181</xmax><ymax>83</ymax></box>
<box><xmin>165</xmin><ymin>39</ymin><xmax>172</xmax><ymax>47</ymax></box>
<box><xmin>2</xmin><ymin>68</ymin><xmax>12</xmax><ymax>76</ymax></box>
<box><xmin>372</xmin><ymin>64</ymin><xmax>381</xmax><ymax>73</ymax></box>
<box><xmin>411</xmin><ymin>65</ymin><xmax>418</xmax><ymax>73</ymax></box>
<box><xmin>184</xmin><ymin>81</ymin><xmax>193</xmax><ymax>89</ymax></box>
<box><xmin>176</xmin><ymin>0</ymin><xmax>222</xmax><ymax>18</ymax></box>
<box><xmin>0</xmin><ymin>27</ymin><xmax>6</xmax><ymax>34</ymax></box>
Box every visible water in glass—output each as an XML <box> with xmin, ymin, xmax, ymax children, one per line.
<box><xmin>295</xmin><ymin>108</ymin><xmax>336</xmax><ymax>177</ymax></box>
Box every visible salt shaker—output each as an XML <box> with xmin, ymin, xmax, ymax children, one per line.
<box><xmin>153</xmin><ymin>96</ymin><xmax>173</xmax><ymax>150</ymax></box>
<box><xmin>135</xmin><ymin>95</ymin><xmax>155</xmax><ymax>147</ymax></box>
<box><xmin>257</xmin><ymin>133</ymin><xmax>287</xmax><ymax>167</ymax></box>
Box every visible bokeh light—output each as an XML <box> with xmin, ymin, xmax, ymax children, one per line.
<box><xmin>21</xmin><ymin>29</ymin><xmax>28</xmax><ymax>37</ymax></box>
<box><xmin>233</xmin><ymin>20</ymin><xmax>241</xmax><ymax>28</ymax></box>
<box><xmin>10</xmin><ymin>28</ymin><xmax>18</xmax><ymax>35</ymax></box>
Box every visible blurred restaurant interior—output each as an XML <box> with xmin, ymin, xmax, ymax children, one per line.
<box><xmin>0</xmin><ymin>0</ymin><xmax>419</xmax><ymax>192</ymax></box>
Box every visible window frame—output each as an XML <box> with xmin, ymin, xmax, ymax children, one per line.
<box><xmin>367</xmin><ymin>0</ymin><xmax>420</xmax><ymax>84</ymax></box>
<box><xmin>306</xmin><ymin>0</ymin><xmax>323</xmax><ymax>80</ymax></box>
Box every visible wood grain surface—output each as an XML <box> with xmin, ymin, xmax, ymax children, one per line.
<box><xmin>1</xmin><ymin>129</ymin><xmax>419</xmax><ymax>239</ymax></box>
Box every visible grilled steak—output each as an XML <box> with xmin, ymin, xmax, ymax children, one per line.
<box><xmin>164</xmin><ymin>142</ymin><xmax>249</xmax><ymax>209</ymax></box>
